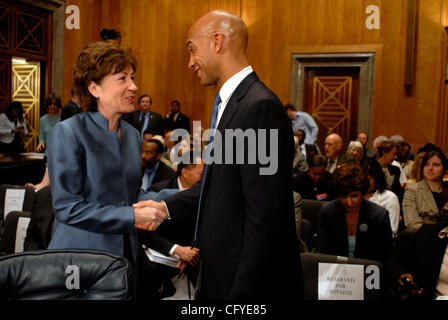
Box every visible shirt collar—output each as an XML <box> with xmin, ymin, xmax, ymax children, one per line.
<box><xmin>177</xmin><ymin>177</ymin><xmax>185</xmax><ymax>191</ymax></box>
<box><xmin>219</xmin><ymin>65</ymin><xmax>253</xmax><ymax>105</ymax></box>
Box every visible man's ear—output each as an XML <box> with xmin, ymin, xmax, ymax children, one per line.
<box><xmin>213</xmin><ymin>32</ymin><xmax>224</xmax><ymax>53</ymax></box>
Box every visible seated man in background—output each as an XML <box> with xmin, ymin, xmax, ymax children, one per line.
<box><xmin>138</xmin><ymin>152</ymin><xmax>202</xmax><ymax>299</ymax></box>
<box><xmin>141</xmin><ymin>139</ymin><xmax>176</xmax><ymax>190</ymax></box>
<box><xmin>123</xmin><ymin>94</ymin><xmax>165</xmax><ymax>137</ymax></box>
<box><xmin>150</xmin><ymin>151</ymin><xmax>204</xmax><ymax>192</ymax></box>
<box><xmin>292</xmin><ymin>154</ymin><xmax>335</xmax><ymax>201</ymax></box>
<box><xmin>357</xmin><ymin>132</ymin><xmax>376</xmax><ymax>160</ymax></box>
<box><xmin>164</xmin><ymin>100</ymin><xmax>191</xmax><ymax>134</ymax></box>
<box><xmin>324</xmin><ymin>133</ymin><xmax>351</xmax><ymax>174</ymax></box>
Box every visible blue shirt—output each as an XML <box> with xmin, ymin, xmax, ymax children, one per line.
<box><xmin>293</xmin><ymin>111</ymin><xmax>318</xmax><ymax>145</ymax></box>
<box><xmin>39</xmin><ymin>113</ymin><xmax>60</xmax><ymax>156</ymax></box>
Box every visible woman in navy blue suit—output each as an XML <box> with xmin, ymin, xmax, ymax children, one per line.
<box><xmin>47</xmin><ymin>41</ymin><xmax>173</xmax><ymax>265</ymax></box>
<box><xmin>316</xmin><ymin>163</ymin><xmax>393</xmax><ymax>263</ymax></box>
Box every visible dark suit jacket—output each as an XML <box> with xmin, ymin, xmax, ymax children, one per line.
<box><xmin>385</xmin><ymin>164</ymin><xmax>404</xmax><ymax>203</ymax></box>
<box><xmin>164</xmin><ymin>112</ymin><xmax>190</xmax><ymax>133</ymax></box>
<box><xmin>163</xmin><ymin>72</ymin><xmax>302</xmax><ymax>300</ymax></box>
<box><xmin>149</xmin><ymin>176</ymin><xmax>179</xmax><ymax>192</ymax></box>
<box><xmin>122</xmin><ymin>110</ymin><xmax>165</xmax><ymax>136</ymax></box>
<box><xmin>142</xmin><ymin>161</ymin><xmax>176</xmax><ymax>191</ymax></box>
<box><xmin>304</xmin><ymin>143</ymin><xmax>318</xmax><ymax>159</ymax></box>
<box><xmin>385</xmin><ymin>224</ymin><xmax>448</xmax><ymax>300</ymax></box>
<box><xmin>317</xmin><ymin>199</ymin><xmax>393</xmax><ymax>263</ymax></box>
<box><xmin>292</xmin><ymin>170</ymin><xmax>335</xmax><ymax>201</ymax></box>
<box><xmin>24</xmin><ymin>186</ymin><xmax>54</xmax><ymax>251</ymax></box>
<box><xmin>60</xmin><ymin>100</ymin><xmax>82</xmax><ymax>121</ymax></box>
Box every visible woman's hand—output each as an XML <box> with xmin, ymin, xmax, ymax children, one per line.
<box><xmin>134</xmin><ymin>205</ymin><xmax>167</xmax><ymax>231</ymax></box>
<box><xmin>37</xmin><ymin>141</ymin><xmax>46</xmax><ymax>152</ymax></box>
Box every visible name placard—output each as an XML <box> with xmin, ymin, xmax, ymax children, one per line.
<box><xmin>318</xmin><ymin>263</ymin><xmax>364</xmax><ymax>300</ymax></box>
<box><xmin>14</xmin><ymin>216</ymin><xmax>30</xmax><ymax>253</ymax></box>
<box><xmin>4</xmin><ymin>189</ymin><xmax>25</xmax><ymax>220</ymax></box>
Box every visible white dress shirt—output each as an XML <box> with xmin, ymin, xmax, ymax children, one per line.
<box><xmin>216</xmin><ymin>65</ymin><xmax>253</xmax><ymax>127</ymax></box>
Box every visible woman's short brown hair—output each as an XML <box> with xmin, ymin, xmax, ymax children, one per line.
<box><xmin>376</xmin><ymin>140</ymin><xmax>396</xmax><ymax>158</ymax></box>
<box><xmin>331</xmin><ymin>163</ymin><xmax>371</xmax><ymax>196</ymax></box>
<box><xmin>44</xmin><ymin>93</ymin><xmax>62</xmax><ymax>110</ymax></box>
<box><xmin>73</xmin><ymin>41</ymin><xmax>137</xmax><ymax>111</ymax></box>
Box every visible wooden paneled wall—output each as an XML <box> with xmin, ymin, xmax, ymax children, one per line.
<box><xmin>63</xmin><ymin>0</ymin><xmax>448</xmax><ymax>151</ymax></box>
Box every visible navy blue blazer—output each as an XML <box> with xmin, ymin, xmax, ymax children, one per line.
<box><xmin>317</xmin><ymin>199</ymin><xmax>393</xmax><ymax>263</ymax></box>
<box><xmin>47</xmin><ymin>111</ymin><xmax>176</xmax><ymax>262</ymax></box>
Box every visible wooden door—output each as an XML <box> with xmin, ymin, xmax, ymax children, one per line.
<box><xmin>304</xmin><ymin>67</ymin><xmax>360</xmax><ymax>152</ymax></box>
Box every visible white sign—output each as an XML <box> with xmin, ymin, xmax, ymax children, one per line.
<box><xmin>4</xmin><ymin>189</ymin><xmax>25</xmax><ymax>220</ymax></box>
<box><xmin>318</xmin><ymin>263</ymin><xmax>364</xmax><ymax>300</ymax></box>
<box><xmin>14</xmin><ymin>216</ymin><xmax>30</xmax><ymax>253</ymax></box>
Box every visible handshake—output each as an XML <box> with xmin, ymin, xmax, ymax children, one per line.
<box><xmin>133</xmin><ymin>200</ymin><xmax>168</xmax><ymax>231</ymax></box>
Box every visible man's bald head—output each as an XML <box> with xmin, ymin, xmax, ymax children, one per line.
<box><xmin>324</xmin><ymin>133</ymin><xmax>344</xmax><ymax>160</ymax></box>
<box><xmin>188</xmin><ymin>10</ymin><xmax>248</xmax><ymax>52</ymax></box>
<box><xmin>186</xmin><ymin>10</ymin><xmax>250</xmax><ymax>88</ymax></box>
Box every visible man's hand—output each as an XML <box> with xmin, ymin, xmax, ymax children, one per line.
<box><xmin>175</xmin><ymin>246</ymin><xmax>200</xmax><ymax>276</ymax></box>
<box><xmin>133</xmin><ymin>203</ymin><xmax>167</xmax><ymax>231</ymax></box>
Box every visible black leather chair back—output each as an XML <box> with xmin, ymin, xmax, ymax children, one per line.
<box><xmin>0</xmin><ymin>249</ymin><xmax>134</xmax><ymax>300</ymax></box>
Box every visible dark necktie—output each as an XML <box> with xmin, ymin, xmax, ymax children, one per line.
<box><xmin>192</xmin><ymin>93</ymin><xmax>221</xmax><ymax>245</ymax></box>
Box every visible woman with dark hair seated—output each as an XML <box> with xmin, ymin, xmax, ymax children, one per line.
<box><xmin>376</xmin><ymin>140</ymin><xmax>404</xmax><ymax>203</ymax></box>
<box><xmin>0</xmin><ymin>101</ymin><xmax>28</xmax><ymax>154</ymax></box>
<box><xmin>316</xmin><ymin>163</ymin><xmax>393</xmax><ymax>262</ymax></box>
<box><xmin>403</xmin><ymin>150</ymin><xmax>448</xmax><ymax>232</ymax></box>
<box><xmin>292</xmin><ymin>154</ymin><xmax>335</xmax><ymax>201</ymax></box>
<box><xmin>363</xmin><ymin>159</ymin><xmax>401</xmax><ymax>236</ymax></box>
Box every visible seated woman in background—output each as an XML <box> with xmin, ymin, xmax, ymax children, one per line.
<box><xmin>402</xmin><ymin>150</ymin><xmax>448</xmax><ymax>232</ymax></box>
<box><xmin>316</xmin><ymin>163</ymin><xmax>393</xmax><ymax>262</ymax></box>
<box><xmin>37</xmin><ymin>94</ymin><xmax>61</xmax><ymax>156</ymax></box>
<box><xmin>0</xmin><ymin>101</ymin><xmax>28</xmax><ymax>154</ymax></box>
<box><xmin>347</xmin><ymin>140</ymin><xmax>365</xmax><ymax>165</ymax></box>
<box><xmin>292</xmin><ymin>154</ymin><xmax>334</xmax><ymax>201</ymax></box>
<box><xmin>363</xmin><ymin>159</ymin><xmax>401</xmax><ymax>236</ymax></box>
<box><xmin>376</xmin><ymin>140</ymin><xmax>404</xmax><ymax>203</ymax></box>
<box><xmin>407</xmin><ymin>151</ymin><xmax>425</xmax><ymax>186</ymax></box>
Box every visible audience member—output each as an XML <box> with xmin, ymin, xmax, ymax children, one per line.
<box><xmin>295</xmin><ymin>129</ymin><xmax>319</xmax><ymax>160</ymax></box>
<box><xmin>164</xmin><ymin>100</ymin><xmax>191</xmax><ymax>133</ymax></box>
<box><xmin>402</xmin><ymin>150</ymin><xmax>448</xmax><ymax>232</ymax></box>
<box><xmin>37</xmin><ymin>94</ymin><xmax>61</xmax><ymax>157</ymax></box>
<box><xmin>292</xmin><ymin>154</ymin><xmax>334</xmax><ymax>201</ymax></box>
<box><xmin>61</xmin><ymin>87</ymin><xmax>83</xmax><ymax>121</ymax></box>
<box><xmin>285</xmin><ymin>104</ymin><xmax>318</xmax><ymax>145</ymax></box>
<box><xmin>375</xmin><ymin>139</ymin><xmax>404</xmax><ymax>203</ymax></box>
<box><xmin>347</xmin><ymin>140</ymin><xmax>365</xmax><ymax>164</ymax></box>
<box><xmin>363</xmin><ymin>159</ymin><xmax>401</xmax><ymax>236</ymax></box>
<box><xmin>0</xmin><ymin>101</ymin><xmax>28</xmax><ymax>154</ymax></box>
<box><xmin>357</xmin><ymin>132</ymin><xmax>376</xmax><ymax>159</ymax></box>
<box><xmin>324</xmin><ymin>133</ymin><xmax>350</xmax><ymax>173</ymax></box>
<box><xmin>150</xmin><ymin>151</ymin><xmax>204</xmax><ymax>192</ymax></box>
<box><xmin>407</xmin><ymin>152</ymin><xmax>425</xmax><ymax>185</ymax></box>
<box><xmin>385</xmin><ymin>221</ymin><xmax>448</xmax><ymax>300</ymax></box>
<box><xmin>316</xmin><ymin>163</ymin><xmax>393</xmax><ymax>262</ymax></box>
<box><xmin>123</xmin><ymin>94</ymin><xmax>165</xmax><ymax>137</ymax></box>
<box><xmin>293</xmin><ymin>135</ymin><xmax>307</xmax><ymax>173</ymax></box>
<box><xmin>396</xmin><ymin>141</ymin><xmax>414</xmax><ymax>180</ymax></box>
<box><xmin>141</xmin><ymin>139</ymin><xmax>176</xmax><ymax>190</ymax></box>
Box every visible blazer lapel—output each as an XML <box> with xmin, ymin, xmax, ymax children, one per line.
<box><xmin>419</xmin><ymin>181</ymin><xmax>439</xmax><ymax>213</ymax></box>
<box><xmin>216</xmin><ymin>72</ymin><xmax>259</xmax><ymax>133</ymax></box>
